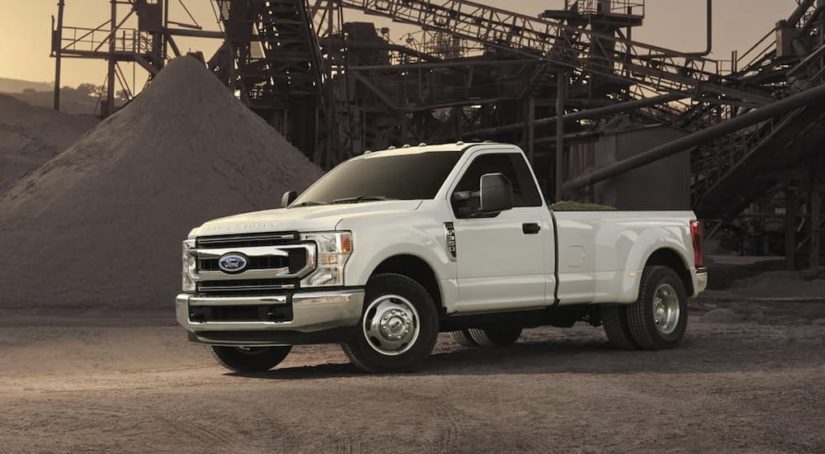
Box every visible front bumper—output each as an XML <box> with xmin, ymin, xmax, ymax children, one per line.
<box><xmin>176</xmin><ymin>289</ymin><xmax>364</xmax><ymax>346</ymax></box>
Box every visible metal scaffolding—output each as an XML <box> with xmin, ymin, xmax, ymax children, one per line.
<box><xmin>51</xmin><ymin>0</ymin><xmax>825</xmax><ymax>266</ymax></box>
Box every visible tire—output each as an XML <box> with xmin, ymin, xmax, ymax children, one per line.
<box><xmin>210</xmin><ymin>346</ymin><xmax>292</xmax><ymax>373</ymax></box>
<box><xmin>342</xmin><ymin>273</ymin><xmax>439</xmax><ymax>373</ymax></box>
<box><xmin>467</xmin><ymin>327</ymin><xmax>522</xmax><ymax>347</ymax></box>
<box><xmin>449</xmin><ymin>329</ymin><xmax>478</xmax><ymax>347</ymax></box>
<box><xmin>601</xmin><ymin>305</ymin><xmax>638</xmax><ymax>350</ymax></box>
<box><xmin>626</xmin><ymin>266</ymin><xmax>688</xmax><ymax>350</ymax></box>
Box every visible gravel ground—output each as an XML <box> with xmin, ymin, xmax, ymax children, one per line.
<box><xmin>1</xmin><ymin>299</ymin><xmax>823</xmax><ymax>453</ymax></box>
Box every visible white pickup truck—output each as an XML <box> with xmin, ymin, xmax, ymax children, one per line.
<box><xmin>177</xmin><ymin>143</ymin><xmax>707</xmax><ymax>373</ymax></box>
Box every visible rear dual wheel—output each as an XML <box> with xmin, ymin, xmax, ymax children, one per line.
<box><xmin>449</xmin><ymin>327</ymin><xmax>522</xmax><ymax>348</ymax></box>
<box><xmin>601</xmin><ymin>305</ymin><xmax>637</xmax><ymax>350</ymax></box>
<box><xmin>602</xmin><ymin>266</ymin><xmax>688</xmax><ymax>350</ymax></box>
<box><xmin>449</xmin><ymin>329</ymin><xmax>477</xmax><ymax>347</ymax></box>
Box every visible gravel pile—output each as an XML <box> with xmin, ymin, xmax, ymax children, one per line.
<box><xmin>0</xmin><ymin>95</ymin><xmax>98</xmax><ymax>193</ymax></box>
<box><xmin>0</xmin><ymin>56</ymin><xmax>322</xmax><ymax>313</ymax></box>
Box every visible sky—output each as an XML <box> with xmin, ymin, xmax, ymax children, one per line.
<box><xmin>0</xmin><ymin>0</ymin><xmax>797</xmax><ymax>89</ymax></box>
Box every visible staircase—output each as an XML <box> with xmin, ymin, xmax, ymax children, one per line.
<box><xmin>213</xmin><ymin>0</ymin><xmax>325</xmax><ymax>154</ymax></box>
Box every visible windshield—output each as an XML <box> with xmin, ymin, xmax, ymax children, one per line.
<box><xmin>293</xmin><ymin>151</ymin><xmax>463</xmax><ymax>206</ymax></box>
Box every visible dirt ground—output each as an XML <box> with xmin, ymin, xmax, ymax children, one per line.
<box><xmin>1</xmin><ymin>297</ymin><xmax>823</xmax><ymax>453</ymax></box>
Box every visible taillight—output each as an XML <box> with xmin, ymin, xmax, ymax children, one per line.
<box><xmin>690</xmin><ymin>220</ymin><xmax>703</xmax><ymax>268</ymax></box>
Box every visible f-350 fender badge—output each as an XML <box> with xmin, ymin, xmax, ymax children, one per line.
<box><xmin>444</xmin><ymin>222</ymin><xmax>456</xmax><ymax>261</ymax></box>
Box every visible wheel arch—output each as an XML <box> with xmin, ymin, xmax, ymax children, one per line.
<box><xmin>643</xmin><ymin>247</ymin><xmax>694</xmax><ymax>296</ymax></box>
<box><xmin>369</xmin><ymin>254</ymin><xmax>444</xmax><ymax>314</ymax></box>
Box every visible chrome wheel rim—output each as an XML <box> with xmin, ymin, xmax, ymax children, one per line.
<box><xmin>362</xmin><ymin>295</ymin><xmax>420</xmax><ymax>356</ymax></box>
<box><xmin>653</xmin><ymin>283</ymin><xmax>680</xmax><ymax>335</ymax></box>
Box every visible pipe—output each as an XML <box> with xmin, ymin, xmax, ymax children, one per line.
<box><xmin>648</xmin><ymin>0</ymin><xmax>712</xmax><ymax>58</ymax></box>
<box><xmin>350</xmin><ymin>58</ymin><xmax>539</xmax><ymax>71</ymax></box>
<box><xmin>562</xmin><ymin>83</ymin><xmax>825</xmax><ymax>191</ymax></box>
<box><xmin>342</xmin><ymin>41</ymin><xmax>443</xmax><ymax>64</ymax></box>
<box><xmin>688</xmin><ymin>0</ymin><xmax>713</xmax><ymax>56</ymax></box>
<box><xmin>788</xmin><ymin>41</ymin><xmax>825</xmax><ymax>77</ymax></box>
<box><xmin>463</xmin><ymin>92</ymin><xmax>685</xmax><ymax>138</ymax></box>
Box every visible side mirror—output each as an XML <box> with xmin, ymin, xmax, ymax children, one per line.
<box><xmin>479</xmin><ymin>173</ymin><xmax>513</xmax><ymax>213</ymax></box>
<box><xmin>281</xmin><ymin>191</ymin><xmax>298</xmax><ymax>208</ymax></box>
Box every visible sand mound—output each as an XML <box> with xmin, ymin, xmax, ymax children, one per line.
<box><xmin>0</xmin><ymin>56</ymin><xmax>323</xmax><ymax>313</ymax></box>
<box><xmin>0</xmin><ymin>95</ymin><xmax>98</xmax><ymax>193</ymax></box>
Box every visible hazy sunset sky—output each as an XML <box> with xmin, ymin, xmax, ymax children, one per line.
<box><xmin>0</xmin><ymin>0</ymin><xmax>797</xmax><ymax>89</ymax></box>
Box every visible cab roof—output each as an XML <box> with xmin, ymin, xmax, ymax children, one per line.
<box><xmin>361</xmin><ymin>142</ymin><xmax>510</xmax><ymax>158</ymax></box>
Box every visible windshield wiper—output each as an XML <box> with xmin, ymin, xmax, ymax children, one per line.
<box><xmin>290</xmin><ymin>200</ymin><xmax>327</xmax><ymax>208</ymax></box>
<box><xmin>332</xmin><ymin>196</ymin><xmax>395</xmax><ymax>204</ymax></box>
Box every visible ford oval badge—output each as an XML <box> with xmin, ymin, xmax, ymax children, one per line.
<box><xmin>218</xmin><ymin>253</ymin><xmax>248</xmax><ymax>274</ymax></box>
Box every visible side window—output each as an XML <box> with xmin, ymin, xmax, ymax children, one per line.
<box><xmin>452</xmin><ymin>153</ymin><xmax>542</xmax><ymax>214</ymax></box>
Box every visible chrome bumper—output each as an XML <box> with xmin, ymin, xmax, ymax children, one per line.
<box><xmin>694</xmin><ymin>267</ymin><xmax>708</xmax><ymax>296</ymax></box>
<box><xmin>176</xmin><ymin>289</ymin><xmax>364</xmax><ymax>337</ymax></box>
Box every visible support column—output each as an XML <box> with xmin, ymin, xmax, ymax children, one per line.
<box><xmin>526</xmin><ymin>96</ymin><xmax>535</xmax><ymax>164</ymax></box>
<box><xmin>162</xmin><ymin>0</ymin><xmax>170</xmax><ymax>61</ymax></box>
<box><xmin>785</xmin><ymin>182</ymin><xmax>798</xmax><ymax>270</ymax></box>
<box><xmin>325</xmin><ymin>0</ymin><xmax>336</xmax><ymax>167</ymax></box>
<box><xmin>106</xmin><ymin>0</ymin><xmax>117</xmax><ymax>117</ymax></box>
<box><xmin>53</xmin><ymin>0</ymin><xmax>65</xmax><ymax>112</ymax></box>
<box><xmin>810</xmin><ymin>176</ymin><xmax>822</xmax><ymax>269</ymax></box>
<box><xmin>555</xmin><ymin>71</ymin><xmax>567</xmax><ymax>202</ymax></box>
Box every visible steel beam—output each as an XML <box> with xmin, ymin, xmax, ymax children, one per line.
<box><xmin>563</xmin><ymin>83</ymin><xmax>825</xmax><ymax>191</ymax></box>
<box><xmin>789</xmin><ymin>0</ymin><xmax>817</xmax><ymax>26</ymax></box>
<box><xmin>464</xmin><ymin>92</ymin><xmax>685</xmax><ymax>138</ymax></box>
<box><xmin>165</xmin><ymin>28</ymin><xmax>225</xmax><ymax>39</ymax></box>
<box><xmin>349</xmin><ymin>58</ymin><xmax>538</xmax><ymax>71</ymax></box>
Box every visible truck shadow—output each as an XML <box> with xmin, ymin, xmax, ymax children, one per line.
<box><xmin>230</xmin><ymin>329</ymin><xmax>822</xmax><ymax>380</ymax></box>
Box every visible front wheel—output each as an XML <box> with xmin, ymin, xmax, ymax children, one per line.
<box><xmin>342</xmin><ymin>274</ymin><xmax>439</xmax><ymax>373</ymax></box>
<box><xmin>626</xmin><ymin>266</ymin><xmax>688</xmax><ymax>350</ymax></box>
<box><xmin>211</xmin><ymin>346</ymin><xmax>292</xmax><ymax>373</ymax></box>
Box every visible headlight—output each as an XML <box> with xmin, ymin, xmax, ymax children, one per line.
<box><xmin>300</xmin><ymin>231</ymin><xmax>352</xmax><ymax>287</ymax></box>
<box><xmin>182</xmin><ymin>239</ymin><xmax>196</xmax><ymax>292</ymax></box>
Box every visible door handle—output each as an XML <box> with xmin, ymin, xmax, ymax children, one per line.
<box><xmin>522</xmin><ymin>223</ymin><xmax>541</xmax><ymax>234</ymax></box>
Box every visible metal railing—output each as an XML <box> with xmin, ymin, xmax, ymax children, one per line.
<box><xmin>58</xmin><ymin>26</ymin><xmax>154</xmax><ymax>55</ymax></box>
<box><xmin>571</xmin><ymin>0</ymin><xmax>645</xmax><ymax>17</ymax></box>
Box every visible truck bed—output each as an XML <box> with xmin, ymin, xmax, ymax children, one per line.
<box><xmin>551</xmin><ymin>210</ymin><xmax>697</xmax><ymax>304</ymax></box>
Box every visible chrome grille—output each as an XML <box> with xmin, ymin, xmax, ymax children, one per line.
<box><xmin>199</xmin><ymin>255</ymin><xmax>286</xmax><ymax>272</ymax></box>
<box><xmin>196</xmin><ymin>232</ymin><xmax>299</xmax><ymax>248</ymax></box>
<box><xmin>189</xmin><ymin>232</ymin><xmax>316</xmax><ymax>295</ymax></box>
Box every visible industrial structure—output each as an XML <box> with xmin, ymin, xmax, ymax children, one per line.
<box><xmin>51</xmin><ymin>0</ymin><xmax>825</xmax><ymax>268</ymax></box>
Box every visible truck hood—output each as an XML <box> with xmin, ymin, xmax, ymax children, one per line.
<box><xmin>190</xmin><ymin>200</ymin><xmax>423</xmax><ymax>237</ymax></box>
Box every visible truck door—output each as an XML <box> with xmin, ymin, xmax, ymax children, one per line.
<box><xmin>449</xmin><ymin>151</ymin><xmax>552</xmax><ymax>312</ymax></box>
